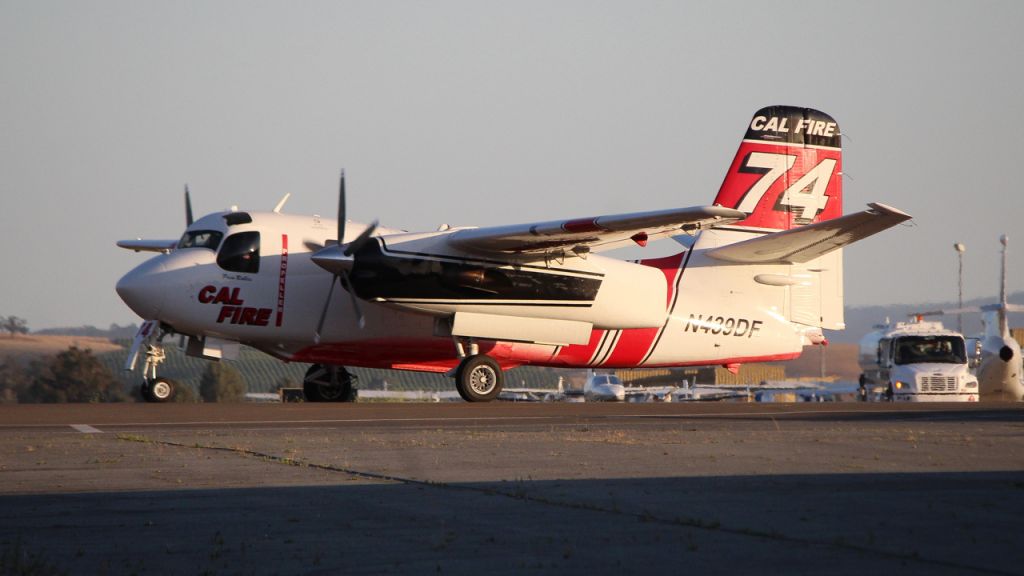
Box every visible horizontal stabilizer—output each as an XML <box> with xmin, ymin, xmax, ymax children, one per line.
<box><xmin>116</xmin><ymin>239</ymin><xmax>178</xmax><ymax>253</ymax></box>
<box><xmin>706</xmin><ymin>203</ymin><xmax>911</xmax><ymax>264</ymax></box>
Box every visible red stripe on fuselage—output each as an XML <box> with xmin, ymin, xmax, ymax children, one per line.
<box><xmin>553</xmin><ymin>328</ymin><xmax>609</xmax><ymax>366</ymax></box>
<box><xmin>291</xmin><ymin>338</ymin><xmax>527</xmax><ymax>372</ymax></box>
<box><xmin>550</xmin><ymin>251</ymin><xmax>686</xmax><ymax>368</ymax></box>
<box><xmin>598</xmin><ymin>252</ymin><xmax>685</xmax><ymax>367</ymax></box>
<box><xmin>276</xmin><ymin>234</ymin><xmax>288</xmax><ymax>327</ymax></box>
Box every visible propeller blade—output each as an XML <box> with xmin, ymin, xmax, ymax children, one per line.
<box><xmin>185</xmin><ymin>185</ymin><xmax>194</xmax><ymax>226</ymax></box>
<box><xmin>312</xmin><ymin>169</ymin><xmax>371</xmax><ymax>340</ymax></box>
<box><xmin>338</xmin><ymin>170</ymin><xmax>346</xmax><ymax>245</ymax></box>
<box><xmin>338</xmin><ymin>271</ymin><xmax>366</xmax><ymax>329</ymax></box>
<box><xmin>314</xmin><ymin>274</ymin><xmax>339</xmax><ymax>344</ymax></box>
<box><xmin>344</xmin><ymin>220</ymin><xmax>379</xmax><ymax>257</ymax></box>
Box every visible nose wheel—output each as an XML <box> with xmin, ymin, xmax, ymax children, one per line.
<box><xmin>454</xmin><ymin>355</ymin><xmax>503</xmax><ymax>402</ymax></box>
<box><xmin>142</xmin><ymin>377</ymin><xmax>176</xmax><ymax>403</ymax></box>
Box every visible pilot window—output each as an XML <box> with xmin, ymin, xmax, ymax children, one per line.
<box><xmin>217</xmin><ymin>232</ymin><xmax>260</xmax><ymax>273</ymax></box>
<box><xmin>177</xmin><ymin>230</ymin><xmax>223</xmax><ymax>251</ymax></box>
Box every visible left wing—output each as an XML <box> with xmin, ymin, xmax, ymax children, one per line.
<box><xmin>116</xmin><ymin>239</ymin><xmax>178</xmax><ymax>253</ymax></box>
<box><xmin>447</xmin><ymin>205</ymin><xmax>745</xmax><ymax>256</ymax></box>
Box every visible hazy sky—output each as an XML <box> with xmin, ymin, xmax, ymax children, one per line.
<box><xmin>2</xmin><ymin>1</ymin><xmax>1023</xmax><ymax>329</ymax></box>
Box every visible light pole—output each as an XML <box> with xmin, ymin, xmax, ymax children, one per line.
<box><xmin>954</xmin><ymin>242</ymin><xmax>965</xmax><ymax>333</ymax></box>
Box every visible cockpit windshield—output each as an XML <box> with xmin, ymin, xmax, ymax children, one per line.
<box><xmin>178</xmin><ymin>230</ymin><xmax>223</xmax><ymax>251</ymax></box>
<box><xmin>893</xmin><ymin>336</ymin><xmax>966</xmax><ymax>365</ymax></box>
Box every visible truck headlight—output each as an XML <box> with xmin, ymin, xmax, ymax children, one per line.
<box><xmin>894</xmin><ymin>381</ymin><xmax>906</xmax><ymax>390</ymax></box>
<box><xmin>966</xmin><ymin>381</ymin><xmax>978</xmax><ymax>389</ymax></box>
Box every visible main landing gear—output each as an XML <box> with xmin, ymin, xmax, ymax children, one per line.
<box><xmin>303</xmin><ymin>364</ymin><xmax>356</xmax><ymax>402</ymax></box>
<box><xmin>451</xmin><ymin>338</ymin><xmax>504</xmax><ymax>402</ymax></box>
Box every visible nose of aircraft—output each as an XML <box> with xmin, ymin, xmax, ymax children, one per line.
<box><xmin>116</xmin><ymin>257</ymin><xmax>169</xmax><ymax>320</ymax></box>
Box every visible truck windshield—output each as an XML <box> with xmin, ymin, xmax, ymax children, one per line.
<box><xmin>893</xmin><ymin>336</ymin><xmax>966</xmax><ymax>365</ymax></box>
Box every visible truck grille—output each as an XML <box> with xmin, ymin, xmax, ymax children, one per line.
<box><xmin>919</xmin><ymin>376</ymin><xmax>957</xmax><ymax>392</ymax></box>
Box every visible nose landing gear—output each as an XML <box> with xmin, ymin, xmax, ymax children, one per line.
<box><xmin>142</xmin><ymin>375</ymin><xmax>176</xmax><ymax>403</ymax></box>
<box><xmin>126</xmin><ymin>321</ymin><xmax>180</xmax><ymax>403</ymax></box>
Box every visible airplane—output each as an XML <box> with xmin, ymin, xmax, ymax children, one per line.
<box><xmin>116</xmin><ymin>105</ymin><xmax>911</xmax><ymax>403</ymax></box>
<box><xmin>915</xmin><ymin>235</ymin><xmax>1024</xmax><ymax>401</ymax></box>
<box><xmin>583</xmin><ymin>373</ymin><xmax>626</xmax><ymax>402</ymax></box>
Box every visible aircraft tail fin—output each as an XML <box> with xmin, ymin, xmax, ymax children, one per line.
<box><xmin>713</xmin><ymin>106</ymin><xmax>843</xmax><ymax>230</ymax></box>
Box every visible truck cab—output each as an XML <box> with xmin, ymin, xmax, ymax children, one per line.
<box><xmin>858</xmin><ymin>320</ymin><xmax>979</xmax><ymax>402</ymax></box>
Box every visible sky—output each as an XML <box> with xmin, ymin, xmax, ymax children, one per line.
<box><xmin>1</xmin><ymin>1</ymin><xmax>1023</xmax><ymax>330</ymax></box>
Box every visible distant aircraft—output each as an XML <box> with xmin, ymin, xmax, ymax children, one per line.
<box><xmin>916</xmin><ymin>235</ymin><xmax>1024</xmax><ymax>401</ymax></box>
<box><xmin>117</xmin><ymin>105</ymin><xmax>910</xmax><ymax>402</ymax></box>
<box><xmin>583</xmin><ymin>373</ymin><xmax>626</xmax><ymax>402</ymax></box>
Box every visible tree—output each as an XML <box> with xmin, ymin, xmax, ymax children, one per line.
<box><xmin>2</xmin><ymin>316</ymin><xmax>28</xmax><ymax>338</ymax></box>
<box><xmin>171</xmin><ymin>382</ymin><xmax>199</xmax><ymax>403</ymax></box>
<box><xmin>199</xmin><ymin>361</ymin><xmax>245</xmax><ymax>402</ymax></box>
<box><xmin>0</xmin><ymin>358</ymin><xmax>30</xmax><ymax>403</ymax></box>
<box><xmin>22</xmin><ymin>346</ymin><xmax>128</xmax><ymax>403</ymax></box>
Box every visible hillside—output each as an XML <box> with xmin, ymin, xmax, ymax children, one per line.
<box><xmin>835</xmin><ymin>291</ymin><xmax>1024</xmax><ymax>344</ymax></box>
<box><xmin>0</xmin><ymin>334</ymin><xmax>122</xmax><ymax>360</ymax></box>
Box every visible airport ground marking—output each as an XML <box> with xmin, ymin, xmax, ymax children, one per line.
<box><xmin>70</xmin><ymin>424</ymin><xmax>102</xmax><ymax>434</ymax></box>
<box><xmin>113</xmin><ymin>431</ymin><xmax>1018</xmax><ymax>576</ymax></box>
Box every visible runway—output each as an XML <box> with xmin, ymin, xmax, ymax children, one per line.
<box><xmin>1</xmin><ymin>402</ymin><xmax>1022</xmax><ymax>575</ymax></box>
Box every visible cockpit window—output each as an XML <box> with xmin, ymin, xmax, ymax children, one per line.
<box><xmin>177</xmin><ymin>230</ymin><xmax>223</xmax><ymax>251</ymax></box>
<box><xmin>217</xmin><ymin>232</ymin><xmax>260</xmax><ymax>273</ymax></box>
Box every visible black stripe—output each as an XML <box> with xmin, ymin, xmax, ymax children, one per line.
<box><xmin>641</xmin><ymin>249</ymin><xmax>694</xmax><ymax>365</ymax></box>
<box><xmin>379</xmin><ymin>238</ymin><xmax>605</xmax><ymax>278</ymax></box>
<box><xmin>352</xmin><ymin>240</ymin><xmax>602</xmax><ymax>302</ymax></box>
<box><xmin>595</xmin><ymin>330</ymin><xmax>621</xmax><ymax>366</ymax></box>
<box><xmin>588</xmin><ymin>330</ymin><xmax>612</xmax><ymax>366</ymax></box>
<box><xmin>385</xmin><ymin>300</ymin><xmax>593</xmax><ymax>308</ymax></box>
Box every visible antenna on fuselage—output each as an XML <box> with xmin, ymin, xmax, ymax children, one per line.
<box><xmin>273</xmin><ymin>193</ymin><xmax>291</xmax><ymax>214</ymax></box>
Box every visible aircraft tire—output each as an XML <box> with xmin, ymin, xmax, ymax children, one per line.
<box><xmin>455</xmin><ymin>355</ymin><xmax>503</xmax><ymax>402</ymax></box>
<box><xmin>303</xmin><ymin>364</ymin><xmax>354</xmax><ymax>402</ymax></box>
<box><xmin>143</xmin><ymin>377</ymin><xmax>176</xmax><ymax>403</ymax></box>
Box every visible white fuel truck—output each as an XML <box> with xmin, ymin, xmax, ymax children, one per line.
<box><xmin>858</xmin><ymin>320</ymin><xmax>979</xmax><ymax>401</ymax></box>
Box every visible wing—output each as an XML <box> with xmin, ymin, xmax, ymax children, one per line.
<box><xmin>447</xmin><ymin>205</ymin><xmax>745</xmax><ymax>256</ymax></box>
<box><xmin>117</xmin><ymin>239</ymin><xmax>178</xmax><ymax>253</ymax></box>
<box><xmin>706</xmin><ymin>203</ymin><xmax>912</xmax><ymax>264</ymax></box>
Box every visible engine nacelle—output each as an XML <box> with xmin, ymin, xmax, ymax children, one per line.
<box><xmin>348</xmin><ymin>231</ymin><xmax>666</xmax><ymax>331</ymax></box>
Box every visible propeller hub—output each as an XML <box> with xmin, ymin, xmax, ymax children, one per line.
<box><xmin>311</xmin><ymin>245</ymin><xmax>355</xmax><ymax>275</ymax></box>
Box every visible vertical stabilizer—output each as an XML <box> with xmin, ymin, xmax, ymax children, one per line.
<box><xmin>713</xmin><ymin>106</ymin><xmax>842</xmax><ymax>230</ymax></box>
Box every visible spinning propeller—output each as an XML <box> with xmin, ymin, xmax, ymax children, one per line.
<box><xmin>311</xmin><ymin>171</ymin><xmax>378</xmax><ymax>342</ymax></box>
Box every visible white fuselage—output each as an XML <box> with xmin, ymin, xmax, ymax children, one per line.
<box><xmin>118</xmin><ymin>211</ymin><xmax>815</xmax><ymax>375</ymax></box>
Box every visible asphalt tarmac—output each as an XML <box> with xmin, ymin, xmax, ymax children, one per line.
<box><xmin>1</xmin><ymin>402</ymin><xmax>1022</xmax><ymax>575</ymax></box>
